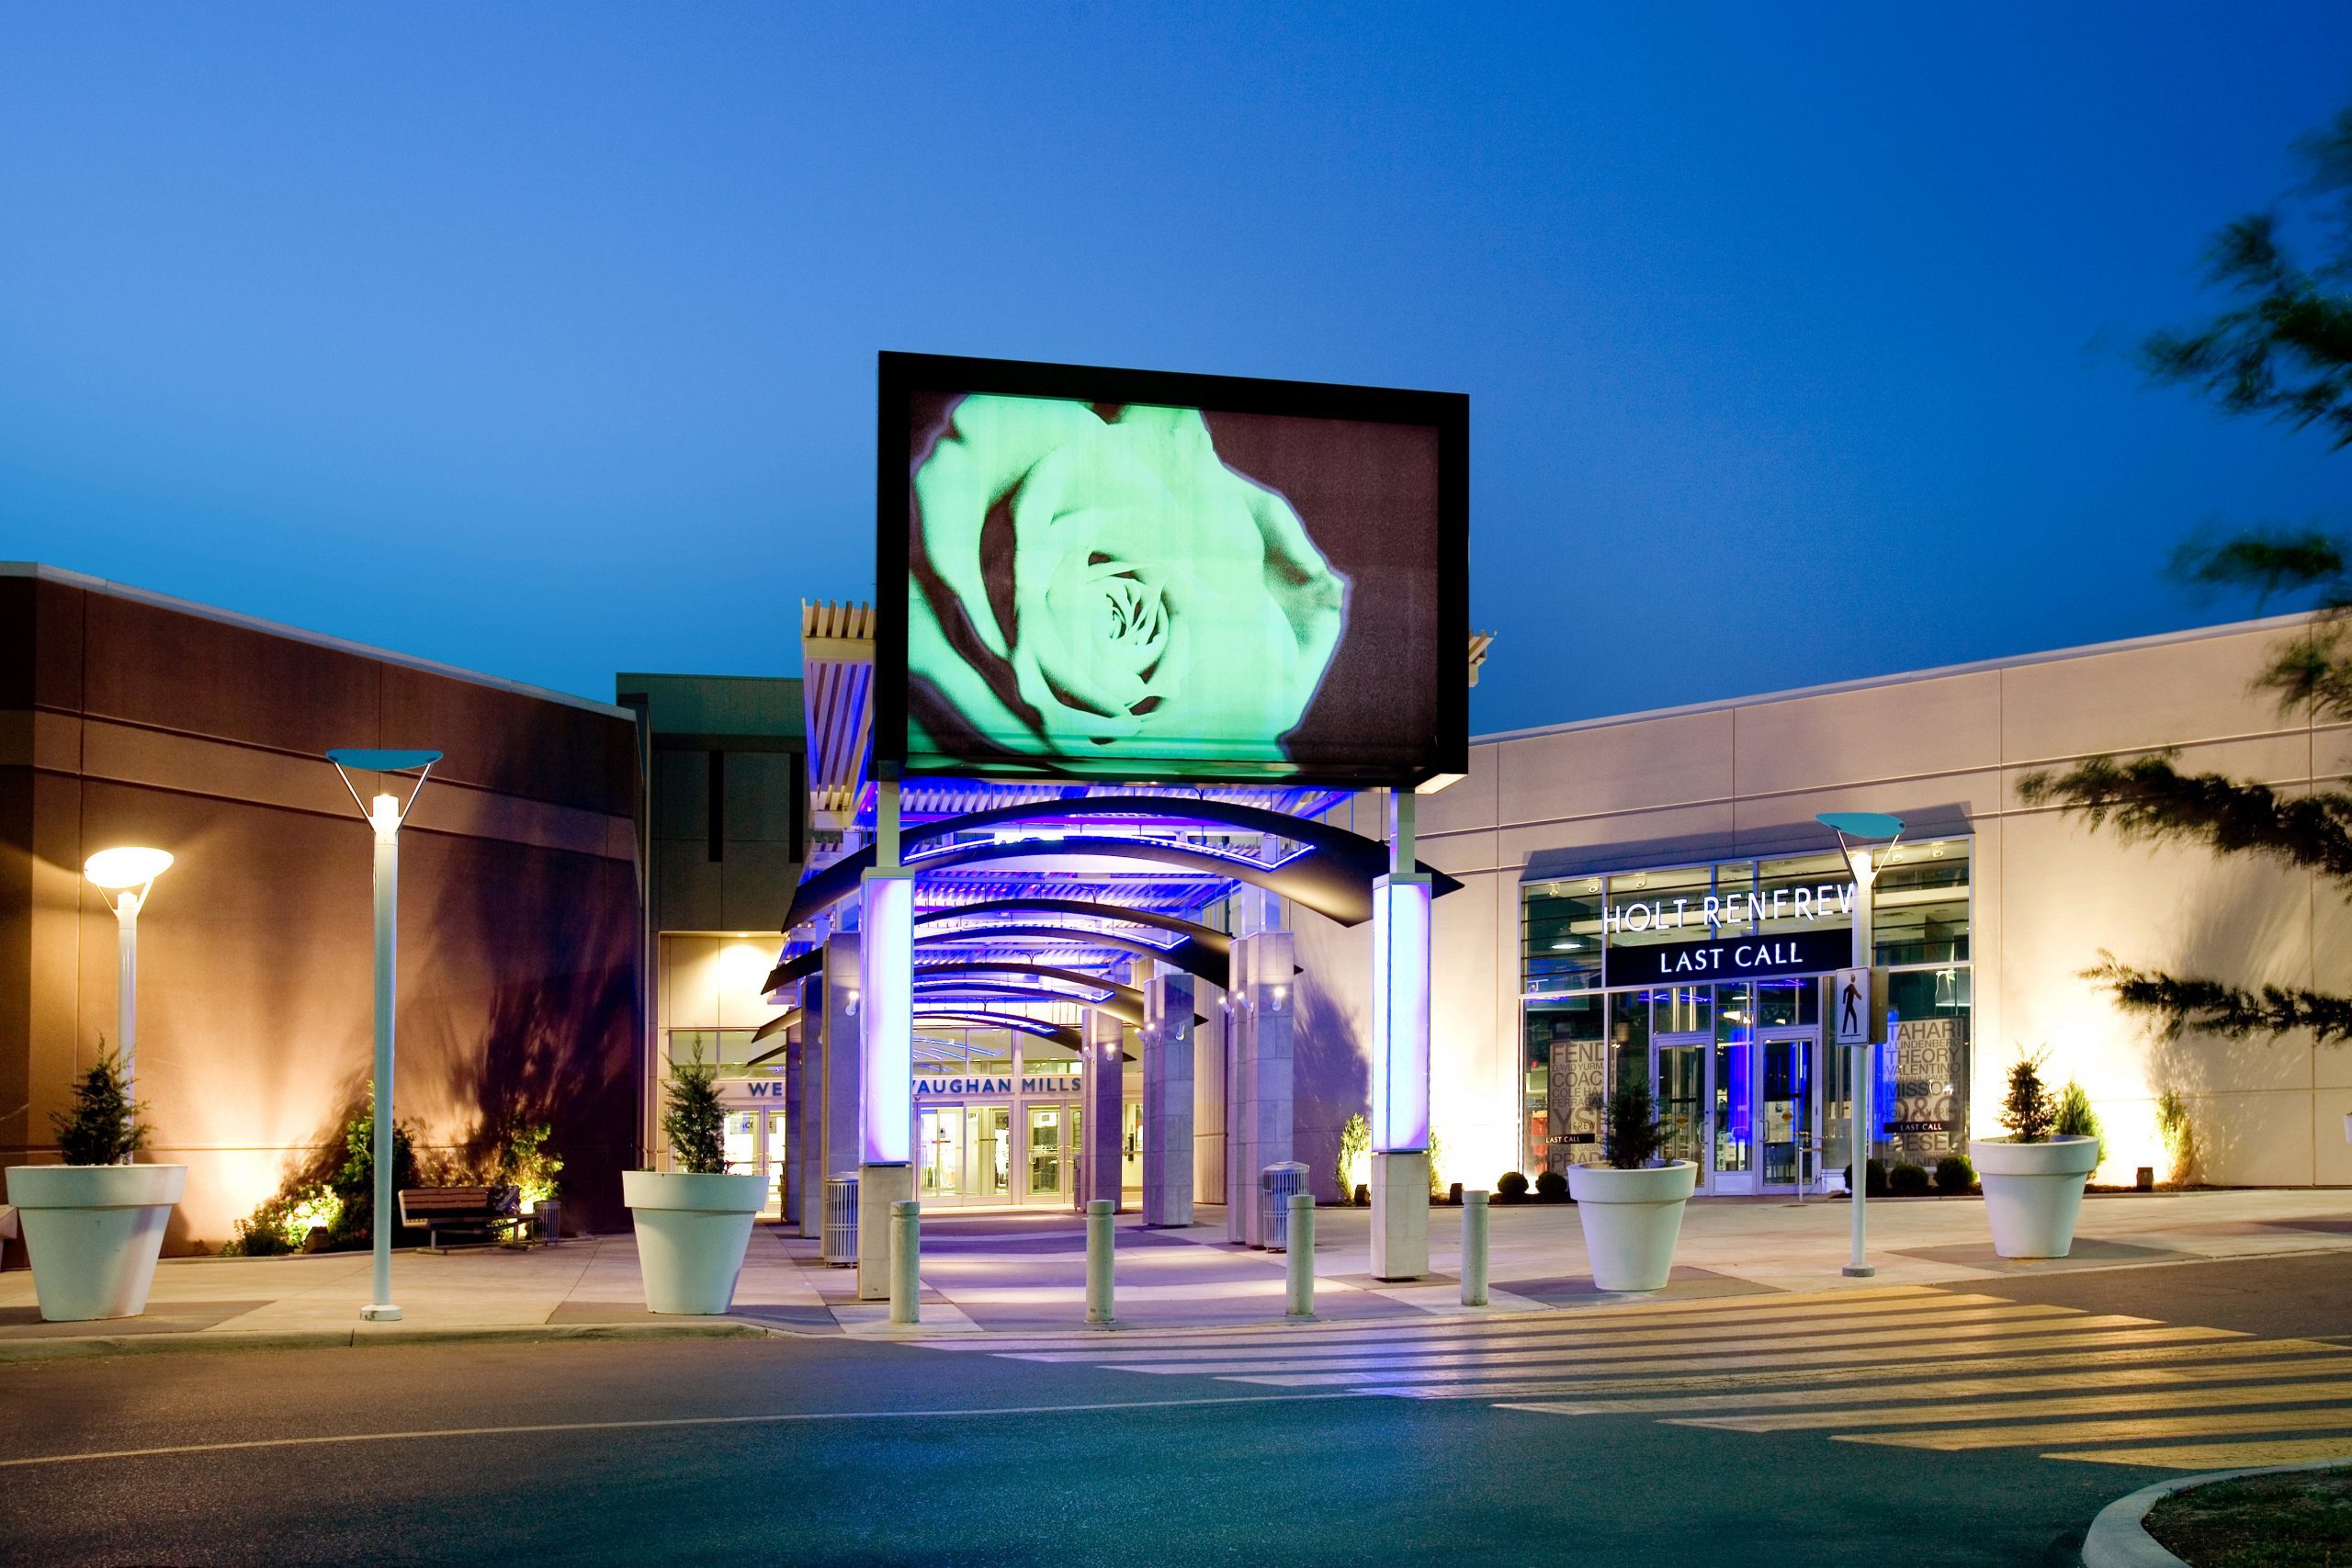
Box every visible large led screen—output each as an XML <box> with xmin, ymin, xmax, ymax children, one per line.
<box><xmin>877</xmin><ymin>353</ymin><xmax>1468</xmax><ymax>786</ymax></box>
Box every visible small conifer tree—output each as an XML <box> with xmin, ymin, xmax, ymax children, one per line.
<box><xmin>51</xmin><ymin>1043</ymin><xmax>148</xmax><ymax>1166</ymax></box>
<box><xmin>662</xmin><ymin>1047</ymin><xmax>728</xmax><ymax>1174</ymax></box>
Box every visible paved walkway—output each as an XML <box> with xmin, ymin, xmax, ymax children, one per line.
<box><xmin>2</xmin><ymin>1187</ymin><xmax>2346</xmax><ymax>1358</ymax></box>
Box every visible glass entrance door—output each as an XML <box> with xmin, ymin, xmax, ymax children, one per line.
<box><xmin>1652</xmin><ymin>1032</ymin><xmax>1712</xmax><ymax>1191</ymax></box>
<box><xmin>920</xmin><ymin>1107</ymin><xmax>967</xmax><ymax>1199</ymax></box>
<box><xmin>976</xmin><ymin>1105</ymin><xmax>1011</xmax><ymax>1201</ymax></box>
<box><xmin>1758</xmin><ymin>1028</ymin><xmax>1819</xmax><ymax>1192</ymax></box>
<box><xmin>1024</xmin><ymin>1104</ymin><xmax>1067</xmax><ymax>1201</ymax></box>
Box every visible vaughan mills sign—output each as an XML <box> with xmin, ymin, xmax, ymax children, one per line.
<box><xmin>1602</xmin><ymin>882</ymin><xmax>1860</xmax><ymax>987</ymax></box>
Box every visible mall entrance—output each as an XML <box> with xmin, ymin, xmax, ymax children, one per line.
<box><xmin>918</xmin><ymin>1097</ymin><xmax>1080</xmax><ymax>1206</ymax></box>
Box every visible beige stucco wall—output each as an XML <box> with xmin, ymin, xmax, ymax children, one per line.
<box><xmin>1424</xmin><ymin>611</ymin><xmax>2351</xmax><ymax>1190</ymax></box>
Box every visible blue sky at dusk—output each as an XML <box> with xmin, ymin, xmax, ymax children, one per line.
<box><xmin>4</xmin><ymin>5</ymin><xmax>2348</xmax><ymax>732</ymax></box>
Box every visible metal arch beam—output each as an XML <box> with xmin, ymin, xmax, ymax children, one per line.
<box><xmin>910</xmin><ymin>977</ymin><xmax>1148</xmax><ymax>1029</ymax></box>
<box><xmin>777</xmin><ymin>795</ymin><xmax>1463</xmax><ymax>932</ymax></box>
<box><xmin>910</xmin><ymin>1009</ymin><xmax>1083</xmax><ymax>1051</ymax></box>
<box><xmin>914</xmin><ymin>924</ymin><xmax>1227</xmax><ymax>988</ymax></box>
<box><xmin>917</xmin><ymin>898</ymin><xmax>1232</xmax><ymax>955</ymax></box>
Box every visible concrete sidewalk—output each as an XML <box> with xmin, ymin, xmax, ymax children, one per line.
<box><xmin>2</xmin><ymin>1185</ymin><xmax>2346</xmax><ymax>1359</ymax></box>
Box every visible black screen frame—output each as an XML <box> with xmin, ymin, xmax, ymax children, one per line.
<box><xmin>875</xmin><ymin>350</ymin><xmax>1470</xmax><ymax>789</ymax></box>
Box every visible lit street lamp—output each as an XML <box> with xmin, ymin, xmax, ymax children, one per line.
<box><xmin>327</xmin><ymin>748</ymin><xmax>440</xmax><ymax>1325</ymax></box>
<box><xmin>82</xmin><ymin>846</ymin><xmax>174</xmax><ymax>1128</ymax></box>
<box><xmin>1817</xmin><ymin>810</ymin><xmax>1903</xmax><ymax>1278</ymax></box>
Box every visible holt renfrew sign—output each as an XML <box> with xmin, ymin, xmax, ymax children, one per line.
<box><xmin>1603</xmin><ymin>881</ymin><xmax>1860</xmax><ymax>987</ymax></box>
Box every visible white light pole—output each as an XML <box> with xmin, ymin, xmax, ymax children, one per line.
<box><xmin>328</xmin><ymin>748</ymin><xmax>440</xmax><ymax>1325</ymax></box>
<box><xmin>82</xmin><ymin>846</ymin><xmax>174</xmax><ymax>1126</ymax></box>
<box><xmin>1818</xmin><ymin>811</ymin><xmax>1902</xmax><ymax>1279</ymax></box>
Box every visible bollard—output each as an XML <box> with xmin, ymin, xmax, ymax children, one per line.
<box><xmin>1085</xmin><ymin>1199</ymin><xmax>1115</xmax><ymax>1325</ymax></box>
<box><xmin>889</xmin><ymin>1200</ymin><xmax>921</xmax><ymax>1325</ymax></box>
<box><xmin>1285</xmin><ymin>1192</ymin><xmax>1316</xmax><ymax>1318</ymax></box>
<box><xmin>1460</xmin><ymin>1190</ymin><xmax>1490</xmax><ymax>1307</ymax></box>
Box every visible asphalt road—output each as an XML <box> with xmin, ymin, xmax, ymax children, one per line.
<box><xmin>6</xmin><ymin>1252</ymin><xmax>2346</xmax><ymax>1568</ymax></box>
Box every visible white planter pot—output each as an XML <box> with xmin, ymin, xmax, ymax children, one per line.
<box><xmin>1969</xmin><ymin>1136</ymin><xmax>2100</xmax><ymax>1258</ymax></box>
<box><xmin>1567</xmin><ymin>1160</ymin><xmax>1697</xmax><ymax>1292</ymax></box>
<box><xmin>6</xmin><ymin>1164</ymin><xmax>187</xmax><ymax>1322</ymax></box>
<box><xmin>623</xmin><ymin>1169</ymin><xmax>771</xmax><ymax>1314</ymax></box>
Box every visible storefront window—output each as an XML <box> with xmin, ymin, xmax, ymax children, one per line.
<box><xmin>1527</xmin><ymin>996</ymin><xmax>1603</xmax><ymax>1175</ymax></box>
<box><xmin>1523</xmin><ymin>878</ymin><xmax>1603</xmax><ymax>997</ymax></box>
<box><xmin>1520</xmin><ymin>840</ymin><xmax>1974</xmax><ymax>1179</ymax></box>
<box><xmin>668</xmin><ymin>1028</ymin><xmax>765</xmax><ymax>1073</ymax></box>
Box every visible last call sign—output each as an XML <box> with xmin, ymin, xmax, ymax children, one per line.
<box><xmin>1600</xmin><ymin>878</ymin><xmax>1860</xmax><ymax>987</ymax></box>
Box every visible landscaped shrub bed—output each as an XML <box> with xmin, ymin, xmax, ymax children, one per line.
<box><xmin>2145</xmin><ymin>1468</ymin><xmax>2352</xmax><ymax>1566</ymax></box>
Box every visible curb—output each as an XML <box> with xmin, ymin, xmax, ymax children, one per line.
<box><xmin>2083</xmin><ymin>1457</ymin><xmax>2352</xmax><ymax>1567</ymax></box>
<box><xmin>0</xmin><ymin>1320</ymin><xmax>778</xmax><ymax>1365</ymax></box>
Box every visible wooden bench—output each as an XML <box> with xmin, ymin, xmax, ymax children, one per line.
<box><xmin>397</xmin><ymin>1186</ymin><xmax>525</xmax><ymax>1252</ymax></box>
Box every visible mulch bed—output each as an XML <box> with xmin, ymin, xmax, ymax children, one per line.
<box><xmin>2146</xmin><ymin>1469</ymin><xmax>2352</xmax><ymax>1566</ymax></box>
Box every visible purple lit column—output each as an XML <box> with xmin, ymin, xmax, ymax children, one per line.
<box><xmin>1370</xmin><ymin>788</ymin><xmax>1431</xmax><ymax>1281</ymax></box>
<box><xmin>856</xmin><ymin>869</ymin><xmax>915</xmax><ymax>1301</ymax></box>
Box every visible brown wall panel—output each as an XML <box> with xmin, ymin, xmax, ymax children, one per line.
<box><xmin>79</xmin><ymin>592</ymin><xmax>383</xmax><ymax>758</ymax></box>
<box><xmin>30</xmin><ymin>581</ymin><xmax>85</xmax><ymax>714</ymax></box>
<box><xmin>0</xmin><ymin>766</ymin><xmax>29</xmax><ymax>1167</ymax></box>
<box><xmin>380</xmin><ymin>664</ymin><xmax>636</xmax><ymax>815</ymax></box>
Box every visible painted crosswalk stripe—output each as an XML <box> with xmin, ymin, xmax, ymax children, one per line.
<box><xmin>1006</xmin><ymin>1299</ymin><xmax>2086</xmax><ymax>1367</ymax></box>
<box><xmin>2044</xmin><ymin>1438</ymin><xmax>2352</xmax><ymax>1470</ymax></box>
<box><xmin>1838</xmin><ymin>1406</ymin><xmax>2352</xmax><ymax>1451</ymax></box>
<box><xmin>915</xmin><ymin>1284</ymin><xmax>1951</xmax><ymax>1353</ymax></box>
<box><xmin>1074</xmin><ymin>1314</ymin><xmax>2190</xmax><ymax>1380</ymax></box>
<box><xmin>1666</xmin><ymin>1379</ymin><xmax>2352</xmax><ymax>1433</ymax></box>
<box><xmin>1360</xmin><ymin>1336</ymin><xmax>2333</xmax><ymax>1400</ymax></box>
<box><xmin>1494</xmin><ymin>1351</ymin><xmax>2352</xmax><ymax>1416</ymax></box>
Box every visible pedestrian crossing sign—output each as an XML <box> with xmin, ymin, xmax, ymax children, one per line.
<box><xmin>1834</xmin><ymin>967</ymin><xmax>1887</xmax><ymax>1046</ymax></box>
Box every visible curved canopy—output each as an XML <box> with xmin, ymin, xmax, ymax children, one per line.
<box><xmin>910</xmin><ymin>976</ymin><xmax>1147</xmax><ymax>1028</ymax></box>
<box><xmin>779</xmin><ymin>794</ymin><xmax>1461</xmax><ymax>932</ymax></box>
<box><xmin>762</xmin><ymin>917</ymin><xmax>1239</xmax><ymax>994</ymax></box>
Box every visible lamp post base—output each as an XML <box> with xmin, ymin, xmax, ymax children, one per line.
<box><xmin>360</xmin><ymin>1303</ymin><xmax>403</xmax><ymax>1322</ymax></box>
<box><xmin>1841</xmin><ymin>1265</ymin><xmax>1876</xmax><ymax>1278</ymax></box>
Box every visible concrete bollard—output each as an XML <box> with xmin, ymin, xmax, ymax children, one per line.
<box><xmin>1286</xmin><ymin>1192</ymin><xmax>1316</xmax><ymax>1318</ymax></box>
<box><xmin>1085</xmin><ymin>1199</ymin><xmax>1115</xmax><ymax>1325</ymax></box>
<box><xmin>1461</xmin><ymin>1190</ymin><xmax>1490</xmax><ymax>1307</ymax></box>
<box><xmin>889</xmin><ymin>1200</ymin><xmax>921</xmax><ymax>1325</ymax></box>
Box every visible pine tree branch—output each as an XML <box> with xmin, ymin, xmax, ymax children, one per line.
<box><xmin>2086</xmin><ymin>954</ymin><xmax>2352</xmax><ymax>1045</ymax></box>
<box><xmin>2018</xmin><ymin>752</ymin><xmax>2352</xmax><ymax>886</ymax></box>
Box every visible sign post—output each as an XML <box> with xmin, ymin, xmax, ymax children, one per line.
<box><xmin>1816</xmin><ymin>813</ymin><xmax>1903</xmax><ymax>1280</ymax></box>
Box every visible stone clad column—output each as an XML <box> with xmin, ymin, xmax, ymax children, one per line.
<box><xmin>820</xmin><ymin>937</ymin><xmax>862</xmax><ymax>1226</ymax></box>
<box><xmin>1143</xmin><ymin>970</ymin><xmax>1195</xmax><ymax>1227</ymax></box>
<box><xmin>1227</xmin><ymin>930</ymin><xmax>1295</xmax><ymax>1247</ymax></box>
<box><xmin>797</xmin><ymin>977</ymin><xmax>827</xmax><ymax>1239</ymax></box>
<box><xmin>1081</xmin><ymin>1008</ymin><xmax>1125</xmax><ymax>1210</ymax></box>
<box><xmin>782</xmin><ymin>1028</ymin><xmax>804</xmax><ymax>1227</ymax></box>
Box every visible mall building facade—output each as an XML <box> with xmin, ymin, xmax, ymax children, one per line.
<box><xmin>1410</xmin><ymin>609</ymin><xmax>2352</xmax><ymax>1195</ymax></box>
<box><xmin>12</xmin><ymin>557</ymin><xmax>2349</xmax><ymax>1257</ymax></box>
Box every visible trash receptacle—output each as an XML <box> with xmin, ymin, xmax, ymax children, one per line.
<box><xmin>1259</xmin><ymin>1162</ymin><xmax>1308</xmax><ymax>1252</ymax></box>
<box><xmin>536</xmin><ymin>1198</ymin><xmax>562</xmax><ymax>1247</ymax></box>
<box><xmin>822</xmin><ymin>1173</ymin><xmax>859</xmax><ymax>1267</ymax></box>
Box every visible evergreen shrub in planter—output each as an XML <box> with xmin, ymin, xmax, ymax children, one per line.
<box><xmin>1969</xmin><ymin>1051</ymin><xmax>2099</xmax><ymax>1258</ymax></box>
<box><xmin>624</xmin><ymin>1049</ymin><xmax>771</xmax><ymax>1314</ymax></box>
<box><xmin>6</xmin><ymin>1050</ymin><xmax>186</xmax><ymax>1321</ymax></box>
<box><xmin>1566</xmin><ymin>1079</ymin><xmax>1697</xmax><ymax>1292</ymax></box>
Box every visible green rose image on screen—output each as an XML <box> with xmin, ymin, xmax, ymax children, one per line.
<box><xmin>908</xmin><ymin>395</ymin><xmax>1349</xmax><ymax>775</ymax></box>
